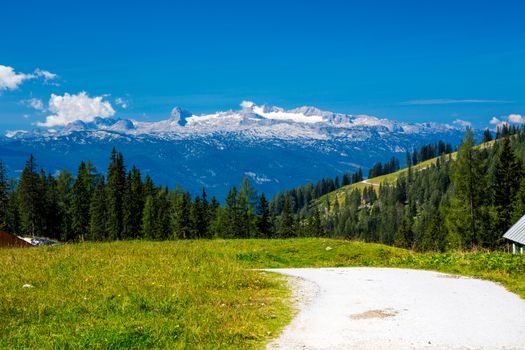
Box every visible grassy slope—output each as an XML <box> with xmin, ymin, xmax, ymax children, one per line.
<box><xmin>0</xmin><ymin>241</ymin><xmax>292</xmax><ymax>349</ymax></box>
<box><xmin>319</xmin><ymin>140</ymin><xmax>495</xmax><ymax>210</ymax></box>
<box><xmin>1</xmin><ymin>238</ymin><xmax>524</xmax><ymax>349</ymax></box>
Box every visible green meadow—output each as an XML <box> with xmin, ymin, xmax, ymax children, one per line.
<box><xmin>1</xmin><ymin>238</ymin><xmax>524</xmax><ymax>349</ymax></box>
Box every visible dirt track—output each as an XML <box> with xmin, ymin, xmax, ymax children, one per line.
<box><xmin>266</xmin><ymin>267</ymin><xmax>525</xmax><ymax>350</ymax></box>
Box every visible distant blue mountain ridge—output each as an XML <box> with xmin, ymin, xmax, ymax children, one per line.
<box><xmin>0</xmin><ymin>102</ymin><xmax>467</xmax><ymax>199</ymax></box>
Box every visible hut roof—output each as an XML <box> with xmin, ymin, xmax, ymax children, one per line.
<box><xmin>503</xmin><ymin>215</ymin><xmax>525</xmax><ymax>245</ymax></box>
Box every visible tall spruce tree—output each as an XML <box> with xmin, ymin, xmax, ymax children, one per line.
<box><xmin>447</xmin><ymin>129</ymin><xmax>486</xmax><ymax>248</ymax></box>
<box><xmin>278</xmin><ymin>197</ymin><xmax>295</xmax><ymax>238</ymax></box>
<box><xmin>0</xmin><ymin>161</ymin><xmax>8</xmax><ymax>230</ymax></box>
<box><xmin>5</xmin><ymin>181</ymin><xmax>20</xmax><ymax>234</ymax></box>
<box><xmin>238</xmin><ymin>177</ymin><xmax>257</xmax><ymax>237</ymax></box>
<box><xmin>17</xmin><ymin>155</ymin><xmax>42</xmax><ymax>237</ymax></box>
<box><xmin>221</xmin><ymin>187</ymin><xmax>238</xmax><ymax>238</ymax></box>
<box><xmin>106</xmin><ymin>148</ymin><xmax>126</xmax><ymax>240</ymax></box>
<box><xmin>311</xmin><ymin>207</ymin><xmax>323</xmax><ymax>237</ymax></box>
<box><xmin>256</xmin><ymin>193</ymin><xmax>271</xmax><ymax>238</ymax></box>
<box><xmin>89</xmin><ymin>176</ymin><xmax>107</xmax><ymax>241</ymax></box>
<box><xmin>122</xmin><ymin>167</ymin><xmax>143</xmax><ymax>239</ymax></box>
<box><xmin>491</xmin><ymin>137</ymin><xmax>523</xmax><ymax>247</ymax></box>
<box><xmin>141</xmin><ymin>195</ymin><xmax>155</xmax><ymax>239</ymax></box>
<box><xmin>155</xmin><ymin>188</ymin><xmax>172</xmax><ymax>240</ymax></box>
<box><xmin>174</xmin><ymin>191</ymin><xmax>192</xmax><ymax>239</ymax></box>
<box><xmin>56</xmin><ymin>170</ymin><xmax>74</xmax><ymax>241</ymax></box>
<box><xmin>72</xmin><ymin>162</ymin><xmax>93</xmax><ymax>241</ymax></box>
<box><xmin>483</xmin><ymin>128</ymin><xmax>493</xmax><ymax>143</ymax></box>
<box><xmin>43</xmin><ymin>174</ymin><xmax>60</xmax><ymax>240</ymax></box>
<box><xmin>192</xmin><ymin>194</ymin><xmax>209</xmax><ymax>238</ymax></box>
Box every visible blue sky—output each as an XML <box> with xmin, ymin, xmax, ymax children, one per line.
<box><xmin>1</xmin><ymin>0</ymin><xmax>524</xmax><ymax>131</ymax></box>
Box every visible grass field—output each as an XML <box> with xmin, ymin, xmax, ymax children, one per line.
<box><xmin>1</xmin><ymin>238</ymin><xmax>524</xmax><ymax>349</ymax></box>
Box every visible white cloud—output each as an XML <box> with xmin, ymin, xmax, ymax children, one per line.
<box><xmin>241</xmin><ymin>100</ymin><xmax>255</xmax><ymax>109</ymax></box>
<box><xmin>453</xmin><ymin>119</ymin><xmax>472</xmax><ymax>127</ymax></box>
<box><xmin>23</xmin><ymin>98</ymin><xmax>45</xmax><ymax>111</ymax></box>
<box><xmin>37</xmin><ymin>92</ymin><xmax>115</xmax><ymax>127</ymax></box>
<box><xmin>507</xmin><ymin>114</ymin><xmax>525</xmax><ymax>124</ymax></box>
<box><xmin>34</xmin><ymin>69</ymin><xmax>58</xmax><ymax>82</ymax></box>
<box><xmin>489</xmin><ymin>117</ymin><xmax>501</xmax><ymax>125</ymax></box>
<box><xmin>0</xmin><ymin>65</ymin><xmax>58</xmax><ymax>91</ymax></box>
<box><xmin>0</xmin><ymin>65</ymin><xmax>34</xmax><ymax>90</ymax></box>
<box><xmin>115</xmin><ymin>97</ymin><xmax>129</xmax><ymax>109</ymax></box>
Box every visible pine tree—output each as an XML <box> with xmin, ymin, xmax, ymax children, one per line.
<box><xmin>174</xmin><ymin>191</ymin><xmax>191</xmax><ymax>239</ymax></box>
<box><xmin>405</xmin><ymin>151</ymin><xmax>411</xmax><ymax>169</ymax></box>
<box><xmin>482</xmin><ymin>128</ymin><xmax>493</xmax><ymax>143</ymax></box>
<box><xmin>342</xmin><ymin>173</ymin><xmax>351</xmax><ymax>186</ymax></box>
<box><xmin>154</xmin><ymin>188</ymin><xmax>172</xmax><ymax>240</ymax></box>
<box><xmin>412</xmin><ymin>149</ymin><xmax>418</xmax><ymax>166</ymax></box>
<box><xmin>192</xmin><ymin>191</ymin><xmax>209</xmax><ymax>238</ymax></box>
<box><xmin>0</xmin><ymin>161</ymin><xmax>8</xmax><ymax>231</ymax></box>
<box><xmin>106</xmin><ymin>148</ymin><xmax>126</xmax><ymax>240</ymax></box>
<box><xmin>89</xmin><ymin>176</ymin><xmax>106</xmax><ymax>241</ymax></box>
<box><xmin>56</xmin><ymin>170</ymin><xmax>74</xmax><ymax>241</ymax></box>
<box><xmin>278</xmin><ymin>197</ymin><xmax>295</xmax><ymax>238</ymax></box>
<box><xmin>141</xmin><ymin>195</ymin><xmax>155</xmax><ymax>239</ymax></box>
<box><xmin>394</xmin><ymin>216</ymin><xmax>412</xmax><ymax>249</ymax></box>
<box><xmin>43</xmin><ymin>174</ymin><xmax>60</xmax><ymax>240</ymax></box>
<box><xmin>491</xmin><ymin>137</ymin><xmax>523</xmax><ymax>247</ymax></box>
<box><xmin>200</xmin><ymin>188</ymin><xmax>210</xmax><ymax>238</ymax></box>
<box><xmin>311</xmin><ymin>207</ymin><xmax>323</xmax><ymax>237</ymax></box>
<box><xmin>17</xmin><ymin>155</ymin><xmax>42</xmax><ymax>237</ymax></box>
<box><xmin>72</xmin><ymin>162</ymin><xmax>92</xmax><ymax>241</ymax></box>
<box><xmin>207</xmin><ymin>196</ymin><xmax>220</xmax><ymax>237</ymax></box>
<box><xmin>142</xmin><ymin>175</ymin><xmax>156</xmax><ymax>198</ymax></box>
<box><xmin>256</xmin><ymin>193</ymin><xmax>271</xmax><ymax>238</ymax></box>
<box><xmin>222</xmin><ymin>187</ymin><xmax>238</xmax><ymax>238</ymax></box>
<box><xmin>5</xmin><ymin>180</ymin><xmax>20</xmax><ymax>234</ymax></box>
<box><xmin>420</xmin><ymin>212</ymin><xmax>446</xmax><ymax>252</ymax></box>
<box><xmin>447</xmin><ymin>129</ymin><xmax>486</xmax><ymax>248</ymax></box>
<box><xmin>122</xmin><ymin>167</ymin><xmax>143</xmax><ymax>239</ymax></box>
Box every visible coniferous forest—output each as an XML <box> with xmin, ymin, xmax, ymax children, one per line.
<box><xmin>1</xmin><ymin>125</ymin><xmax>525</xmax><ymax>252</ymax></box>
<box><xmin>0</xmin><ymin>147</ymin><xmax>362</xmax><ymax>242</ymax></box>
<box><xmin>317</xmin><ymin>126</ymin><xmax>525</xmax><ymax>251</ymax></box>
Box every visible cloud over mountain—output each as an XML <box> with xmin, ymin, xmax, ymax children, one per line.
<box><xmin>37</xmin><ymin>92</ymin><xmax>115</xmax><ymax>127</ymax></box>
<box><xmin>507</xmin><ymin>114</ymin><xmax>525</xmax><ymax>124</ymax></box>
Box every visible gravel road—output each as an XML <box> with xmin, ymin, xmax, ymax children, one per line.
<box><xmin>266</xmin><ymin>267</ymin><xmax>525</xmax><ymax>350</ymax></box>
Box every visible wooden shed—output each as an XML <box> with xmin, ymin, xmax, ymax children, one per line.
<box><xmin>503</xmin><ymin>216</ymin><xmax>525</xmax><ymax>254</ymax></box>
<box><xmin>0</xmin><ymin>231</ymin><xmax>33</xmax><ymax>248</ymax></box>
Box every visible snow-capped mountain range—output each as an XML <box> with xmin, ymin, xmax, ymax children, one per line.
<box><xmin>1</xmin><ymin>102</ymin><xmax>466</xmax><ymax>198</ymax></box>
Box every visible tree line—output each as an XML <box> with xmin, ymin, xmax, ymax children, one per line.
<box><xmin>0</xmin><ymin>148</ymin><xmax>306</xmax><ymax>241</ymax></box>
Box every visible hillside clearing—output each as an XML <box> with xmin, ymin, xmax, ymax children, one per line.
<box><xmin>319</xmin><ymin>139</ymin><xmax>496</xmax><ymax>209</ymax></box>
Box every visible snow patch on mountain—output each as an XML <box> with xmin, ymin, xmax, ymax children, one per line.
<box><xmin>244</xmin><ymin>171</ymin><xmax>272</xmax><ymax>184</ymax></box>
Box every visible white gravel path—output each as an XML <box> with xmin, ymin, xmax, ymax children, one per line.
<box><xmin>266</xmin><ymin>267</ymin><xmax>525</xmax><ymax>350</ymax></box>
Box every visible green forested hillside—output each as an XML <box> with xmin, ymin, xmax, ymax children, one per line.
<box><xmin>311</xmin><ymin>128</ymin><xmax>525</xmax><ymax>251</ymax></box>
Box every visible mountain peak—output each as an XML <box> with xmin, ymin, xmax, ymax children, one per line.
<box><xmin>289</xmin><ymin>106</ymin><xmax>324</xmax><ymax>116</ymax></box>
<box><xmin>170</xmin><ymin>107</ymin><xmax>192</xmax><ymax>126</ymax></box>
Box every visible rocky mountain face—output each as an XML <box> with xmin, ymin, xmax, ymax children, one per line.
<box><xmin>0</xmin><ymin>102</ymin><xmax>466</xmax><ymax>199</ymax></box>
